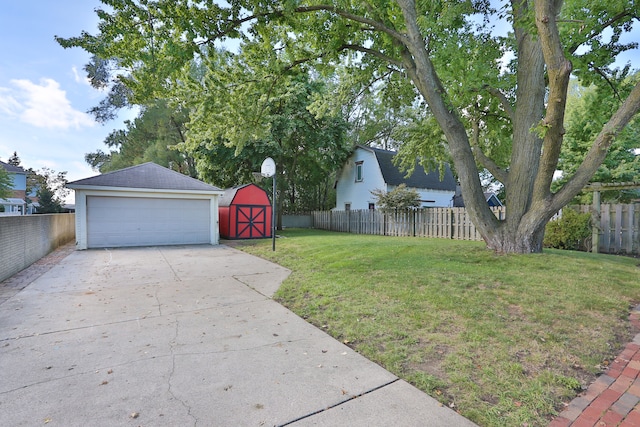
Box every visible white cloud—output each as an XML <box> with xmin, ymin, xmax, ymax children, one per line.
<box><xmin>0</xmin><ymin>78</ymin><xmax>95</xmax><ymax>130</ymax></box>
<box><xmin>72</xmin><ymin>66</ymin><xmax>92</xmax><ymax>86</ymax></box>
<box><xmin>0</xmin><ymin>87</ymin><xmax>21</xmax><ymax>117</ymax></box>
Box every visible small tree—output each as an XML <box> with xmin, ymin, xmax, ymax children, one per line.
<box><xmin>27</xmin><ymin>168</ymin><xmax>69</xmax><ymax>205</ymax></box>
<box><xmin>0</xmin><ymin>166</ymin><xmax>13</xmax><ymax>200</ymax></box>
<box><xmin>371</xmin><ymin>184</ymin><xmax>420</xmax><ymax>211</ymax></box>
<box><xmin>7</xmin><ymin>152</ymin><xmax>21</xmax><ymax>166</ymax></box>
<box><xmin>36</xmin><ymin>185</ymin><xmax>63</xmax><ymax>213</ymax></box>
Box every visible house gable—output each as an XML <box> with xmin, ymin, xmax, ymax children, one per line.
<box><xmin>335</xmin><ymin>147</ymin><xmax>385</xmax><ymax>210</ymax></box>
<box><xmin>0</xmin><ymin>160</ymin><xmax>27</xmax><ymax>195</ymax></box>
<box><xmin>335</xmin><ymin>146</ymin><xmax>456</xmax><ymax>210</ymax></box>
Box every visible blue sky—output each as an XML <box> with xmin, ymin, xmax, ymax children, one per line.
<box><xmin>0</xmin><ymin>2</ymin><xmax>638</xmax><ymax>203</ymax></box>
<box><xmin>0</xmin><ymin>1</ymin><xmax>134</xmax><ymax>201</ymax></box>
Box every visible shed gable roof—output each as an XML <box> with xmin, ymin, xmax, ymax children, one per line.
<box><xmin>361</xmin><ymin>146</ymin><xmax>456</xmax><ymax>191</ymax></box>
<box><xmin>219</xmin><ymin>184</ymin><xmax>270</xmax><ymax>207</ymax></box>
<box><xmin>219</xmin><ymin>184</ymin><xmax>251</xmax><ymax>206</ymax></box>
<box><xmin>67</xmin><ymin>162</ymin><xmax>222</xmax><ymax>192</ymax></box>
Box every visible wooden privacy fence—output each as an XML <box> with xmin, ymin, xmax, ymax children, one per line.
<box><xmin>312</xmin><ymin>204</ymin><xmax>639</xmax><ymax>255</ymax></box>
<box><xmin>577</xmin><ymin>203</ymin><xmax>640</xmax><ymax>255</ymax></box>
<box><xmin>312</xmin><ymin>207</ymin><xmax>506</xmax><ymax>241</ymax></box>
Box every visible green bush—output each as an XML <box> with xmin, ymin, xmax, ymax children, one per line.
<box><xmin>370</xmin><ymin>184</ymin><xmax>420</xmax><ymax>210</ymax></box>
<box><xmin>544</xmin><ymin>208</ymin><xmax>591</xmax><ymax>250</ymax></box>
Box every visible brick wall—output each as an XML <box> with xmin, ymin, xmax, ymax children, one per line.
<box><xmin>0</xmin><ymin>214</ymin><xmax>75</xmax><ymax>282</ymax></box>
<box><xmin>11</xmin><ymin>189</ymin><xmax>26</xmax><ymax>200</ymax></box>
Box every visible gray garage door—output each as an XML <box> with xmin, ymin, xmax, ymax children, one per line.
<box><xmin>87</xmin><ymin>196</ymin><xmax>211</xmax><ymax>248</ymax></box>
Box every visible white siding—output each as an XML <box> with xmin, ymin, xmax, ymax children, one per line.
<box><xmin>335</xmin><ymin>149</ymin><xmax>385</xmax><ymax>210</ymax></box>
<box><xmin>387</xmin><ymin>186</ymin><xmax>454</xmax><ymax>208</ymax></box>
<box><xmin>417</xmin><ymin>189</ymin><xmax>454</xmax><ymax>207</ymax></box>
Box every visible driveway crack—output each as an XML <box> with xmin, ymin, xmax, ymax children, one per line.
<box><xmin>167</xmin><ymin>317</ymin><xmax>198</xmax><ymax>426</ymax></box>
<box><xmin>158</xmin><ymin>248</ymin><xmax>181</xmax><ymax>282</ymax></box>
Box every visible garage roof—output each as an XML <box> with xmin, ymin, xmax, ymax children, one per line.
<box><xmin>67</xmin><ymin>162</ymin><xmax>222</xmax><ymax>192</ymax></box>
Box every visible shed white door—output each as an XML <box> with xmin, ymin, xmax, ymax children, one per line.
<box><xmin>87</xmin><ymin>196</ymin><xmax>211</xmax><ymax>248</ymax></box>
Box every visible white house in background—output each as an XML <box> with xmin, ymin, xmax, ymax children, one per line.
<box><xmin>335</xmin><ymin>145</ymin><xmax>457</xmax><ymax>210</ymax></box>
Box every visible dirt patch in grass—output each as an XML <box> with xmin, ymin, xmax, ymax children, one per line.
<box><xmin>405</xmin><ymin>344</ymin><xmax>450</xmax><ymax>383</ymax></box>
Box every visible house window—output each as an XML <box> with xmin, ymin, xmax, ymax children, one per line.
<box><xmin>345</xmin><ymin>203</ymin><xmax>351</xmax><ymax>211</ymax></box>
<box><xmin>355</xmin><ymin>161</ymin><xmax>363</xmax><ymax>182</ymax></box>
<box><xmin>368</xmin><ymin>203</ymin><xmax>375</xmax><ymax>210</ymax></box>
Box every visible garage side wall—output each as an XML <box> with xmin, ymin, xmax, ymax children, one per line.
<box><xmin>0</xmin><ymin>214</ymin><xmax>75</xmax><ymax>282</ymax></box>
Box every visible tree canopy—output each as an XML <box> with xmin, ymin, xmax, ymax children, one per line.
<box><xmin>57</xmin><ymin>0</ymin><xmax>640</xmax><ymax>253</ymax></box>
<box><xmin>555</xmin><ymin>75</ymin><xmax>640</xmax><ymax>203</ymax></box>
<box><xmin>0</xmin><ymin>165</ymin><xmax>13</xmax><ymax>200</ymax></box>
<box><xmin>27</xmin><ymin>168</ymin><xmax>69</xmax><ymax>208</ymax></box>
<box><xmin>85</xmin><ymin>101</ymin><xmax>198</xmax><ymax>176</ymax></box>
<box><xmin>182</xmin><ymin>61</ymin><xmax>351</xmax><ymax>214</ymax></box>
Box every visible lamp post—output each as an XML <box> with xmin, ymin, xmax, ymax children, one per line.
<box><xmin>260</xmin><ymin>158</ymin><xmax>276</xmax><ymax>251</ymax></box>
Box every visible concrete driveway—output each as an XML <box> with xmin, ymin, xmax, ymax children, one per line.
<box><xmin>0</xmin><ymin>245</ymin><xmax>476</xmax><ymax>426</ymax></box>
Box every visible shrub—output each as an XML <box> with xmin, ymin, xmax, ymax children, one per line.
<box><xmin>370</xmin><ymin>184</ymin><xmax>420</xmax><ymax>210</ymax></box>
<box><xmin>544</xmin><ymin>208</ymin><xmax>591</xmax><ymax>250</ymax></box>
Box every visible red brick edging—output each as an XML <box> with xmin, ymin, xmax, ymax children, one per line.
<box><xmin>549</xmin><ymin>309</ymin><xmax>640</xmax><ymax>427</ymax></box>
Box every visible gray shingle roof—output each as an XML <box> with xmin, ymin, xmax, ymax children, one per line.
<box><xmin>366</xmin><ymin>146</ymin><xmax>456</xmax><ymax>191</ymax></box>
<box><xmin>67</xmin><ymin>162</ymin><xmax>222</xmax><ymax>192</ymax></box>
<box><xmin>0</xmin><ymin>160</ymin><xmax>26</xmax><ymax>174</ymax></box>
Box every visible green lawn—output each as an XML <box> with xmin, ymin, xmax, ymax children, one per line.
<box><xmin>230</xmin><ymin>229</ymin><xmax>640</xmax><ymax>426</ymax></box>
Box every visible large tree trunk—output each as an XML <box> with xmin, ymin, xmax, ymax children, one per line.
<box><xmin>485</xmin><ymin>229</ymin><xmax>544</xmax><ymax>254</ymax></box>
<box><xmin>396</xmin><ymin>0</ymin><xmax>640</xmax><ymax>254</ymax></box>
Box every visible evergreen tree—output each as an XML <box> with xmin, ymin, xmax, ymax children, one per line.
<box><xmin>8</xmin><ymin>152</ymin><xmax>21</xmax><ymax>166</ymax></box>
<box><xmin>36</xmin><ymin>185</ymin><xmax>63</xmax><ymax>213</ymax></box>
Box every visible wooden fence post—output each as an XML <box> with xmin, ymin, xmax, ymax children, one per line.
<box><xmin>591</xmin><ymin>191</ymin><xmax>600</xmax><ymax>253</ymax></box>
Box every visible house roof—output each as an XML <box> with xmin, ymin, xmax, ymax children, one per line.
<box><xmin>453</xmin><ymin>186</ymin><xmax>503</xmax><ymax>207</ymax></box>
<box><xmin>362</xmin><ymin>146</ymin><xmax>456</xmax><ymax>191</ymax></box>
<box><xmin>0</xmin><ymin>198</ymin><xmax>26</xmax><ymax>204</ymax></box>
<box><xmin>67</xmin><ymin>162</ymin><xmax>222</xmax><ymax>192</ymax></box>
<box><xmin>0</xmin><ymin>160</ymin><xmax>26</xmax><ymax>174</ymax></box>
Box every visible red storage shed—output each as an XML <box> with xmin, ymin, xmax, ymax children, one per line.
<box><xmin>218</xmin><ymin>184</ymin><xmax>272</xmax><ymax>239</ymax></box>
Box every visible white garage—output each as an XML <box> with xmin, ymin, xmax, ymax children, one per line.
<box><xmin>68</xmin><ymin>163</ymin><xmax>223</xmax><ymax>250</ymax></box>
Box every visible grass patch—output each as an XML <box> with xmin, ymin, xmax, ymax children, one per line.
<box><xmin>229</xmin><ymin>229</ymin><xmax>640</xmax><ymax>426</ymax></box>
